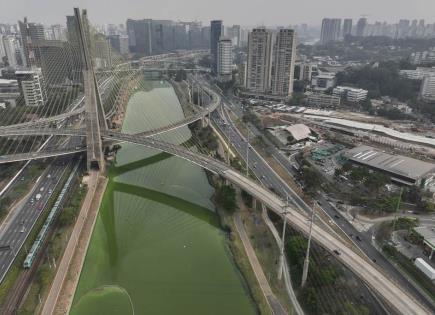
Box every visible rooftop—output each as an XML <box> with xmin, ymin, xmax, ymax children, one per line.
<box><xmin>286</xmin><ymin>124</ymin><xmax>311</xmax><ymax>141</ymax></box>
<box><xmin>414</xmin><ymin>226</ymin><xmax>435</xmax><ymax>249</ymax></box>
<box><xmin>0</xmin><ymin>79</ymin><xmax>17</xmax><ymax>85</ymax></box>
<box><xmin>344</xmin><ymin>145</ymin><xmax>435</xmax><ymax>180</ymax></box>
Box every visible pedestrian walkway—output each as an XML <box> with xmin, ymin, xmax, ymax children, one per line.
<box><xmin>234</xmin><ymin>213</ymin><xmax>288</xmax><ymax>315</ymax></box>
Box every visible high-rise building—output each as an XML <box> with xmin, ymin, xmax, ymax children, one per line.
<box><xmin>320</xmin><ymin>18</ymin><xmax>341</xmax><ymax>44</ymax></box>
<box><xmin>2</xmin><ymin>36</ymin><xmax>18</xmax><ymax>67</ymax></box>
<box><xmin>108</xmin><ymin>34</ymin><xmax>129</xmax><ymax>55</ymax></box>
<box><xmin>356</xmin><ymin>18</ymin><xmax>367</xmax><ymax>37</ymax></box>
<box><xmin>126</xmin><ymin>18</ymin><xmax>205</xmax><ymax>55</ymax></box>
<box><xmin>126</xmin><ymin>19</ymin><xmax>152</xmax><ymax>55</ymax></box>
<box><xmin>210</xmin><ymin>20</ymin><xmax>223</xmax><ymax>74</ymax></box>
<box><xmin>246</xmin><ymin>28</ymin><xmax>272</xmax><ymax>93</ymax></box>
<box><xmin>342</xmin><ymin>19</ymin><xmax>353</xmax><ymax>38</ymax></box>
<box><xmin>15</xmin><ymin>68</ymin><xmax>46</xmax><ymax>106</ymax></box>
<box><xmin>217</xmin><ymin>37</ymin><xmax>232</xmax><ymax>82</ymax></box>
<box><xmin>18</xmin><ymin>18</ymin><xmax>44</xmax><ymax>67</ymax></box>
<box><xmin>271</xmin><ymin>29</ymin><xmax>296</xmax><ymax>96</ymax></box>
<box><xmin>227</xmin><ymin>25</ymin><xmax>241</xmax><ymax>47</ymax></box>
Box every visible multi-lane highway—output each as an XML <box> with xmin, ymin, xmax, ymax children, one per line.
<box><xmin>0</xmin><ymin>157</ymin><xmax>72</xmax><ymax>283</ymax></box>
<box><xmin>206</xmin><ymin>82</ymin><xmax>435</xmax><ymax>312</ymax></box>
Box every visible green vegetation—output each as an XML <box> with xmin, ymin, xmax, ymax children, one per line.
<box><xmin>216</xmin><ymin>184</ymin><xmax>237</xmax><ymax>213</ymax></box>
<box><xmin>191</xmin><ymin>125</ymin><xmax>218</xmax><ymax>152</ymax></box>
<box><xmin>336</xmin><ymin>61</ymin><xmax>420</xmax><ymax>101</ymax></box>
<box><xmin>242</xmin><ymin>109</ymin><xmax>262</xmax><ymax>130</ymax></box>
<box><xmin>382</xmin><ymin>244</ymin><xmax>435</xmax><ymax>302</ymax></box>
<box><xmin>19</xmin><ymin>178</ymin><xmax>87</xmax><ymax>315</ymax></box>
<box><xmin>282</xmin><ymin>230</ymin><xmax>371</xmax><ymax>315</ymax></box>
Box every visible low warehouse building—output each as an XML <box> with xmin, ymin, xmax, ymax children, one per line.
<box><xmin>343</xmin><ymin>145</ymin><xmax>435</xmax><ymax>186</ymax></box>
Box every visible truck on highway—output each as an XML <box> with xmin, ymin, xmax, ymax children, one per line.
<box><xmin>35</xmin><ymin>193</ymin><xmax>42</xmax><ymax>201</ymax></box>
<box><xmin>414</xmin><ymin>257</ymin><xmax>435</xmax><ymax>280</ymax></box>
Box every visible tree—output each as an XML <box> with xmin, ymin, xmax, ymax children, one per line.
<box><xmin>58</xmin><ymin>207</ymin><xmax>76</xmax><ymax>227</ymax></box>
<box><xmin>216</xmin><ymin>185</ymin><xmax>237</xmax><ymax>213</ymax></box>
<box><xmin>299</xmin><ymin>287</ymin><xmax>320</xmax><ymax>314</ymax></box>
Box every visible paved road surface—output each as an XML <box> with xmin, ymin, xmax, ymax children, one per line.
<box><xmin>203</xmin><ymin>81</ymin><xmax>435</xmax><ymax>313</ymax></box>
<box><xmin>234</xmin><ymin>214</ymin><xmax>288</xmax><ymax>315</ymax></box>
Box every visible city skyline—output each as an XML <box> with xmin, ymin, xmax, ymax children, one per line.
<box><xmin>0</xmin><ymin>0</ymin><xmax>434</xmax><ymax>26</ymax></box>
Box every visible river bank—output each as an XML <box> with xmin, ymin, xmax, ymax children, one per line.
<box><xmin>69</xmin><ymin>80</ymin><xmax>256</xmax><ymax>315</ymax></box>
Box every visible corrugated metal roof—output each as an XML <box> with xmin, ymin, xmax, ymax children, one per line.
<box><xmin>344</xmin><ymin>145</ymin><xmax>435</xmax><ymax>180</ymax></box>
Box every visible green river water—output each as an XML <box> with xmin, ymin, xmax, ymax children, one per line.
<box><xmin>70</xmin><ymin>81</ymin><xmax>256</xmax><ymax>315</ymax></box>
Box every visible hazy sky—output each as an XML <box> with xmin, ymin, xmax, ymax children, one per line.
<box><xmin>0</xmin><ymin>0</ymin><xmax>434</xmax><ymax>26</ymax></box>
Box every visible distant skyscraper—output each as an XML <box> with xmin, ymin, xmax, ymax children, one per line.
<box><xmin>18</xmin><ymin>18</ymin><xmax>44</xmax><ymax>67</ymax></box>
<box><xmin>217</xmin><ymin>37</ymin><xmax>232</xmax><ymax>82</ymax></box>
<box><xmin>108</xmin><ymin>34</ymin><xmax>129</xmax><ymax>55</ymax></box>
<box><xmin>320</xmin><ymin>18</ymin><xmax>341</xmax><ymax>44</ymax></box>
<box><xmin>246</xmin><ymin>28</ymin><xmax>272</xmax><ymax>93</ymax></box>
<box><xmin>210</xmin><ymin>20</ymin><xmax>223</xmax><ymax>74</ymax></box>
<box><xmin>342</xmin><ymin>19</ymin><xmax>353</xmax><ymax>38</ymax></box>
<box><xmin>2</xmin><ymin>36</ymin><xmax>18</xmax><ymax>67</ymax></box>
<box><xmin>271</xmin><ymin>28</ymin><xmax>296</xmax><ymax>96</ymax></box>
<box><xmin>126</xmin><ymin>19</ymin><xmax>152</xmax><ymax>55</ymax></box>
<box><xmin>227</xmin><ymin>25</ymin><xmax>241</xmax><ymax>47</ymax></box>
<box><xmin>356</xmin><ymin>18</ymin><xmax>367</xmax><ymax>37</ymax></box>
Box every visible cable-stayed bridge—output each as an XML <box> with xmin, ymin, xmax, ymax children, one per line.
<box><xmin>0</xmin><ymin>8</ymin><xmax>431</xmax><ymax>315</ymax></box>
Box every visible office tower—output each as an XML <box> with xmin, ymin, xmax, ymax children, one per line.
<box><xmin>217</xmin><ymin>37</ymin><xmax>232</xmax><ymax>82</ymax></box>
<box><xmin>0</xmin><ymin>35</ymin><xmax>6</xmax><ymax>61</ymax></box>
<box><xmin>227</xmin><ymin>25</ymin><xmax>241</xmax><ymax>47</ymax></box>
<box><xmin>417</xmin><ymin>19</ymin><xmax>426</xmax><ymax>38</ymax></box>
<box><xmin>271</xmin><ymin>29</ymin><xmax>296</xmax><ymax>96</ymax></box>
<box><xmin>2</xmin><ymin>36</ymin><xmax>19</xmax><ymax>67</ymax></box>
<box><xmin>342</xmin><ymin>19</ymin><xmax>353</xmax><ymax>38</ymax></box>
<box><xmin>201</xmin><ymin>26</ymin><xmax>210</xmax><ymax>48</ymax></box>
<box><xmin>108</xmin><ymin>34</ymin><xmax>129</xmax><ymax>55</ymax></box>
<box><xmin>356</xmin><ymin>18</ymin><xmax>367</xmax><ymax>37</ymax></box>
<box><xmin>188</xmin><ymin>23</ymin><xmax>202</xmax><ymax>49</ymax></box>
<box><xmin>38</xmin><ymin>40</ymin><xmax>75</xmax><ymax>85</ymax></box>
<box><xmin>397</xmin><ymin>19</ymin><xmax>410</xmax><ymax>38</ymax></box>
<box><xmin>15</xmin><ymin>68</ymin><xmax>46</xmax><ymax>106</ymax></box>
<box><xmin>94</xmin><ymin>36</ymin><xmax>112</xmax><ymax>69</ymax></box>
<box><xmin>210</xmin><ymin>20</ymin><xmax>223</xmax><ymax>74</ymax></box>
<box><xmin>246</xmin><ymin>28</ymin><xmax>272</xmax><ymax>93</ymax></box>
<box><xmin>18</xmin><ymin>18</ymin><xmax>44</xmax><ymax>67</ymax></box>
<box><xmin>126</xmin><ymin>19</ymin><xmax>152</xmax><ymax>55</ymax></box>
<box><xmin>320</xmin><ymin>18</ymin><xmax>341</xmax><ymax>44</ymax></box>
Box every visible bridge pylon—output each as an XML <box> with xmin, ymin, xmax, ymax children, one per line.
<box><xmin>74</xmin><ymin>8</ymin><xmax>106</xmax><ymax>172</ymax></box>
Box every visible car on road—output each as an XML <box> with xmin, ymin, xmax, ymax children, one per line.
<box><xmin>356</xmin><ymin>236</ymin><xmax>362</xmax><ymax>242</ymax></box>
<box><xmin>333</xmin><ymin>250</ymin><xmax>341</xmax><ymax>255</ymax></box>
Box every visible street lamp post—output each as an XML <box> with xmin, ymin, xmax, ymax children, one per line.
<box><xmin>246</xmin><ymin>129</ymin><xmax>250</xmax><ymax>177</ymax></box>
<box><xmin>301</xmin><ymin>202</ymin><xmax>316</xmax><ymax>287</ymax></box>
<box><xmin>278</xmin><ymin>194</ymin><xmax>291</xmax><ymax>280</ymax></box>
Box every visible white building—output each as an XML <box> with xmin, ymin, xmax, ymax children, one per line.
<box><xmin>420</xmin><ymin>75</ymin><xmax>435</xmax><ymax>102</ymax></box>
<box><xmin>2</xmin><ymin>36</ymin><xmax>18</xmax><ymax>68</ymax></box>
<box><xmin>246</xmin><ymin>28</ymin><xmax>273</xmax><ymax>93</ymax></box>
<box><xmin>399</xmin><ymin>67</ymin><xmax>435</xmax><ymax>80</ymax></box>
<box><xmin>271</xmin><ymin>28</ymin><xmax>296</xmax><ymax>96</ymax></box>
<box><xmin>333</xmin><ymin>86</ymin><xmax>368</xmax><ymax>102</ymax></box>
<box><xmin>15</xmin><ymin>69</ymin><xmax>46</xmax><ymax>106</ymax></box>
<box><xmin>311</xmin><ymin>72</ymin><xmax>336</xmax><ymax>91</ymax></box>
<box><xmin>217</xmin><ymin>37</ymin><xmax>233</xmax><ymax>82</ymax></box>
